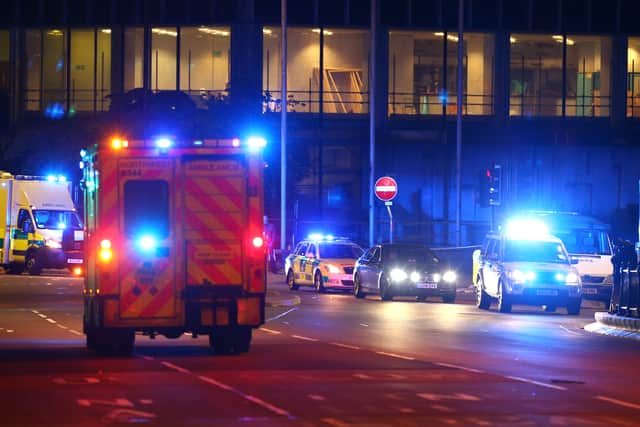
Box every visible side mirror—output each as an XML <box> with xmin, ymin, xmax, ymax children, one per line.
<box><xmin>472</xmin><ymin>249</ymin><xmax>482</xmax><ymax>262</ymax></box>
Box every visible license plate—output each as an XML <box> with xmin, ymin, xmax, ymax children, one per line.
<box><xmin>67</xmin><ymin>258</ymin><xmax>83</xmax><ymax>264</ymax></box>
<box><xmin>417</xmin><ymin>283</ymin><xmax>437</xmax><ymax>289</ymax></box>
<box><xmin>536</xmin><ymin>289</ymin><xmax>558</xmax><ymax>296</ymax></box>
<box><xmin>582</xmin><ymin>288</ymin><xmax>598</xmax><ymax>295</ymax></box>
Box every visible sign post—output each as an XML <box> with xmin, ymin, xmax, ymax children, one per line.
<box><xmin>375</xmin><ymin>176</ymin><xmax>398</xmax><ymax>243</ymax></box>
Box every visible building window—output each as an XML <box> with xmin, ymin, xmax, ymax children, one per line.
<box><xmin>388</xmin><ymin>31</ymin><xmax>494</xmax><ymax>116</ymax></box>
<box><xmin>566</xmin><ymin>36</ymin><xmax>611</xmax><ymax>117</ymax></box>
<box><xmin>323</xmin><ymin>29</ymin><xmax>369</xmax><ymax>114</ymax></box>
<box><xmin>23</xmin><ymin>28</ymin><xmax>111</xmax><ymax>114</ymax></box>
<box><xmin>124</xmin><ymin>28</ymin><xmax>144</xmax><ymax>91</ymax></box>
<box><xmin>0</xmin><ymin>30</ymin><xmax>8</xmax><ymax>90</ymax></box>
<box><xmin>179</xmin><ymin>26</ymin><xmax>230</xmax><ymax>104</ymax></box>
<box><xmin>262</xmin><ymin>27</ymin><xmax>369</xmax><ymax>114</ymax></box>
<box><xmin>509</xmin><ymin>34</ymin><xmax>563</xmax><ymax>117</ymax></box>
<box><xmin>627</xmin><ymin>37</ymin><xmax>640</xmax><ymax>117</ymax></box>
<box><xmin>151</xmin><ymin>27</ymin><xmax>178</xmax><ymax>91</ymax></box>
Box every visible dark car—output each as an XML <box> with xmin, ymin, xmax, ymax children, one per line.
<box><xmin>353</xmin><ymin>243</ymin><xmax>458</xmax><ymax>302</ymax></box>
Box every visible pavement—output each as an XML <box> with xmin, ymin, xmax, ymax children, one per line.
<box><xmin>585</xmin><ymin>311</ymin><xmax>640</xmax><ymax>341</ymax></box>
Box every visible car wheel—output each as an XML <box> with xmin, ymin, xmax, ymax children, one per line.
<box><xmin>314</xmin><ymin>271</ymin><xmax>326</xmax><ymax>293</ymax></box>
<box><xmin>544</xmin><ymin>305</ymin><xmax>557</xmax><ymax>313</ymax></box>
<box><xmin>286</xmin><ymin>270</ymin><xmax>299</xmax><ymax>291</ymax></box>
<box><xmin>497</xmin><ymin>280</ymin><xmax>512</xmax><ymax>313</ymax></box>
<box><xmin>476</xmin><ymin>276</ymin><xmax>491</xmax><ymax>310</ymax></box>
<box><xmin>566</xmin><ymin>298</ymin><xmax>581</xmax><ymax>315</ymax></box>
<box><xmin>353</xmin><ymin>274</ymin><xmax>366</xmax><ymax>299</ymax></box>
<box><xmin>380</xmin><ymin>277</ymin><xmax>393</xmax><ymax>301</ymax></box>
<box><xmin>26</xmin><ymin>252</ymin><xmax>42</xmax><ymax>276</ymax></box>
<box><xmin>442</xmin><ymin>292</ymin><xmax>456</xmax><ymax>304</ymax></box>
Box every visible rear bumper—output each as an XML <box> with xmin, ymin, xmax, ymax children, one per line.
<box><xmin>388</xmin><ymin>281</ymin><xmax>456</xmax><ymax>297</ymax></box>
<box><xmin>42</xmin><ymin>248</ymin><xmax>83</xmax><ymax>269</ymax></box>
<box><xmin>323</xmin><ymin>273</ymin><xmax>354</xmax><ymax>289</ymax></box>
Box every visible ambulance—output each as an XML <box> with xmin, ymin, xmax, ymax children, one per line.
<box><xmin>0</xmin><ymin>172</ymin><xmax>83</xmax><ymax>275</ymax></box>
<box><xmin>81</xmin><ymin>135</ymin><xmax>267</xmax><ymax>355</ymax></box>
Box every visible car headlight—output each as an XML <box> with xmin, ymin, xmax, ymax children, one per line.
<box><xmin>432</xmin><ymin>273</ymin><xmax>441</xmax><ymax>283</ymax></box>
<box><xmin>390</xmin><ymin>268</ymin><xmax>408</xmax><ymax>282</ymax></box>
<box><xmin>565</xmin><ymin>272</ymin><xmax>580</xmax><ymax>285</ymax></box>
<box><xmin>326</xmin><ymin>264</ymin><xmax>341</xmax><ymax>274</ymax></box>
<box><xmin>410</xmin><ymin>271</ymin><xmax>421</xmax><ymax>283</ymax></box>
<box><xmin>508</xmin><ymin>269</ymin><xmax>526</xmax><ymax>283</ymax></box>
<box><xmin>45</xmin><ymin>239</ymin><xmax>62</xmax><ymax>249</ymax></box>
<box><xmin>443</xmin><ymin>270</ymin><xmax>457</xmax><ymax>283</ymax></box>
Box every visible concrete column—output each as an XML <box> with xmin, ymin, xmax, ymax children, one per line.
<box><xmin>110</xmin><ymin>27</ymin><xmax>124</xmax><ymax>96</ymax></box>
<box><xmin>493</xmin><ymin>31</ymin><xmax>509</xmax><ymax>121</ymax></box>
<box><xmin>230</xmin><ymin>0</ymin><xmax>262</xmax><ymax>115</ymax></box>
<box><xmin>611</xmin><ymin>35</ymin><xmax>627</xmax><ymax>123</ymax></box>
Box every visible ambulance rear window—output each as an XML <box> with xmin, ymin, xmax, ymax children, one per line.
<box><xmin>124</xmin><ymin>180</ymin><xmax>170</xmax><ymax>238</ymax></box>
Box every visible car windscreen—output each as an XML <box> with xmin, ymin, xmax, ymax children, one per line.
<box><xmin>553</xmin><ymin>229</ymin><xmax>611</xmax><ymax>256</ymax></box>
<box><xmin>33</xmin><ymin>210</ymin><xmax>83</xmax><ymax>230</ymax></box>
<box><xmin>383</xmin><ymin>246</ymin><xmax>439</xmax><ymax>264</ymax></box>
<box><xmin>318</xmin><ymin>243</ymin><xmax>363</xmax><ymax>259</ymax></box>
<box><xmin>503</xmin><ymin>240</ymin><xmax>569</xmax><ymax>264</ymax></box>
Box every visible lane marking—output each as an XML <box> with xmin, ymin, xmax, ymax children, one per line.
<box><xmin>360</xmin><ymin>323</ymin><xmax>369</xmax><ymax>327</ymax></box>
<box><xmin>56</xmin><ymin>324</ymin><xmax>69</xmax><ymax>330</ymax></box>
<box><xmin>353</xmin><ymin>373</ymin><xmax>373</xmax><ymax>380</ymax></box>
<box><xmin>505</xmin><ymin>375</ymin><xmax>567</xmax><ymax>391</ymax></box>
<box><xmin>596</xmin><ymin>395</ymin><xmax>640</xmax><ymax>411</ymax></box>
<box><xmin>418</xmin><ymin>393</ymin><xmax>481</xmax><ymax>402</ymax></box>
<box><xmin>161</xmin><ymin>361</ymin><xmax>191</xmax><ymax>374</ymax></box>
<box><xmin>68</xmin><ymin>329</ymin><xmax>83</xmax><ymax>336</ymax></box>
<box><xmin>429</xmin><ymin>404</ymin><xmax>454</xmax><ymax>412</ymax></box>
<box><xmin>198</xmin><ymin>375</ymin><xmax>293</xmax><ymax>418</ymax></box>
<box><xmin>46</xmin><ymin>318</ymin><xmax>57</xmax><ymax>324</ymax></box>
<box><xmin>434</xmin><ymin>362</ymin><xmax>485</xmax><ymax>374</ymax></box>
<box><xmin>291</xmin><ymin>335</ymin><xmax>318</xmax><ymax>342</ymax></box>
<box><xmin>140</xmin><ymin>355</ymin><xmax>155</xmax><ymax>361</ymax></box>
<box><xmin>322</xmin><ymin>418</ymin><xmax>350</xmax><ymax>427</ymax></box>
<box><xmin>330</xmin><ymin>342</ymin><xmax>361</xmax><ymax>350</ymax></box>
<box><xmin>31</xmin><ymin>310</ymin><xmax>39</xmax><ymax>314</ymax></box>
<box><xmin>6</xmin><ymin>329</ymin><xmax>14</xmax><ymax>333</ymax></box>
<box><xmin>308</xmin><ymin>394</ymin><xmax>326</xmax><ymax>401</ymax></box>
<box><xmin>267</xmin><ymin>307</ymin><xmax>298</xmax><ymax>322</ymax></box>
<box><xmin>559</xmin><ymin>325</ymin><xmax>581</xmax><ymax>336</ymax></box>
<box><xmin>259</xmin><ymin>327</ymin><xmax>282</xmax><ymax>335</ymax></box>
<box><xmin>376</xmin><ymin>351</ymin><xmax>415</xmax><ymax>361</ymax></box>
<box><xmin>37</xmin><ymin>313</ymin><xmax>47</xmax><ymax>318</ymax></box>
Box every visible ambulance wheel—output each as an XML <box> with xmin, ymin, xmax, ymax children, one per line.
<box><xmin>314</xmin><ymin>271</ymin><xmax>326</xmax><ymax>293</ymax></box>
<box><xmin>6</xmin><ymin>263</ymin><xmax>24</xmax><ymax>275</ymax></box>
<box><xmin>497</xmin><ymin>281</ymin><xmax>512</xmax><ymax>313</ymax></box>
<box><xmin>286</xmin><ymin>270</ymin><xmax>299</xmax><ymax>291</ymax></box>
<box><xmin>26</xmin><ymin>253</ymin><xmax>42</xmax><ymax>276</ymax></box>
<box><xmin>476</xmin><ymin>279</ymin><xmax>491</xmax><ymax>310</ymax></box>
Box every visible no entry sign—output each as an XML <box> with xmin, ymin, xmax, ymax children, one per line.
<box><xmin>374</xmin><ymin>176</ymin><xmax>398</xmax><ymax>201</ymax></box>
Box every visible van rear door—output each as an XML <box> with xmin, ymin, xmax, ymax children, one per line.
<box><xmin>182</xmin><ymin>156</ymin><xmax>247</xmax><ymax>291</ymax></box>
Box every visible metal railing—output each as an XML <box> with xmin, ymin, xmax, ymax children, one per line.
<box><xmin>387</xmin><ymin>92</ymin><xmax>494</xmax><ymax>116</ymax></box>
<box><xmin>262</xmin><ymin>90</ymin><xmax>369</xmax><ymax>114</ymax></box>
<box><xmin>509</xmin><ymin>95</ymin><xmax>611</xmax><ymax>117</ymax></box>
<box><xmin>23</xmin><ymin>88</ymin><xmax>111</xmax><ymax>113</ymax></box>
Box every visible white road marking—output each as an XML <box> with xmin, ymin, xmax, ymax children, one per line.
<box><xmin>434</xmin><ymin>362</ymin><xmax>485</xmax><ymax>374</ymax></box>
<box><xmin>360</xmin><ymin>323</ymin><xmax>369</xmax><ymax>327</ymax></box>
<box><xmin>353</xmin><ymin>373</ymin><xmax>373</xmax><ymax>380</ymax></box>
<box><xmin>37</xmin><ymin>313</ymin><xmax>47</xmax><ymax>318</ymax></box>
<box><xmin>68</xmin><ymin>329</ymin><xmax>83</xmax><ymax>336</ymax></box>
<box><xmin>559</xmin><ymin>325</ymin><xmax>581</xmax><ymax>336</ymax></box>
<box><xmin>308</xmin><ymin>394</ymin><xmax>326</xmax><ymax>401</ymax></box>
<box><xmin>418</xmin><ymin>393</ymin><xmax>481</xmax><ymax>402</ymax></box>
<box><xmin>376</xmin><ymin>351</ymin><xmax>415</xmax><ymax>361</ymax></box>
<box><xmin>596</xmin><ymin>395</ymin><xmax>640</xmax><ymax>411</ymax></box>
<box><xmin>259</xmin><ymin>327</ymin><xmax>282</xmax><ymax>335</ymax></box>
<box><xmin>329</xmin><ymin>342</ymin><xmax>361</xmax><ymax>350</ymax></box>
<box><xmin>6</xmin><ymin>329</ymin><xmax>14</xmax><ymax>333</ymax></box>
<box><xmin>266</xmin><ymin>307</ymin><xmax>298</xmax><ymax>322</ymax></box>
<box><xmin>291</xmin><ymin>334</ymin><xmax>318</xmax><ymax>342</ymax></box>
<box><xmin>139</xmin><ymin>399</ymin><xmax>153</xmax><ymax>405</ymax></box>
<box><xmin>46</xmin><ymin>318</ymin><xmax>56</xmax><ymax>324</ymax></box>
<box><xmin>322</xmin><ymin>418</ymin><xmax>350</xmax><ymax>427</ymax></box>
<box><xmin>160</xmin><ymin>361</ymin><xmax>191</xmax><ymax>374</ymax></box>
<box><xmin>198</xmin><ymin>375</ymin><xmax>293</xmax><ymax>417</ymax></box>
<box><xmin>140</xmin><ymin>355</ymin><xmax>155</xmax><ymax>361</ymax></box>
<box><xmin>429</xmin><ymin>404</ymin><xmax>454</xmax><ymax>412</ymax></box>
<box><xmin>77</xmin><ymin>398</ymin><xmax>134</xmax><ymax>408</ymax></box>
<box><xmin>505</xmin><ymin>375</ymin><xmax>567</xmax><ymax>391</ymax></box>
<box><xmin>31</xmin><ymin>310</ymin><xmax>39</xmax><ymax>314</ymax></box>
<box><xmin>56</xmin><ymin>324</ymin><xmax>68</xmax><ymax>330</ymax></box>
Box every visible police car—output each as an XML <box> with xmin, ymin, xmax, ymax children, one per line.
<box><xmin>285</xmin><ymin>235</ymin><xmax>364</xmax><ymax>293</ymax></box>
<box><xmin>473</xmin><ymin>219</ymin><xmax>583</xmax><ymax>315</ymax></box>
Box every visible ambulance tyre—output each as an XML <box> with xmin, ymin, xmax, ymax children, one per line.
<box><xmin>6</xmin><ymin>263</ymin><xmax>24</xmax><ymax>274</ymax></box>
<box><xmin>26</xmin><ymin>252</ymin><xmax>42</xmax><ymax>276</ymax></box>
<box><xmin>286</xmin><ymin>270</ymin><xmax>299</xmax><ymax>291</ymax></box>
<box><xmin>209</xmin><ymin>326</ymin><xmax>252</xmax><ymax>355</ymax></box>
<box><xmin>89</xmin><ymin>328</ymin><xmax>134</xmax><ymax>356</ymax></box>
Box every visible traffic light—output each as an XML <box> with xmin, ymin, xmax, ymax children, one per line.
<box><xmin>489</xmin><ymin>164</ymin><xmax>501</xmax><ymax>206</ymax></box>
<box><xmin>477</xmin><ymin>169</ymin><xmax>491</xmax><ymax>207</ymax></box>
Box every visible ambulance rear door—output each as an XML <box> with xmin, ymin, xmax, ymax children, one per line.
<box><xmin>117</xmin><ymin>157</ymin><xmax>178</xmax><ymax>320</ymax></box>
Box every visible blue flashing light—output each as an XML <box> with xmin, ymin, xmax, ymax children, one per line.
<box><xmin>80</xmin><ymin>149</ymin><xmax>87</xmax><ymax>158</ymax></box>
<box><xmin>325</xmin><ymin>234</ymin><xmax>335</xmax><ymax>241</ymax></box>
<box><xmin>155</xmin><ymin>138</ymin><xmax>173</xmax><ymax>149</ymax></box>
<box><xmin>58</xmin><ymin>222</ymin><xmax>67</xmax><ymax>230</ymax></box>
<box><xmin>58</xmin><ymin>175</ymin><xmax>67</xmax><ymax>183</ymax></box>
<box><xmin>308</xmin><ymin>233</ymin><xmax>324</xmax><ymax>241</ymax></box>
<box><xmin>505</xmin><ymin>218</ymin><xmax>548</xmax><ymax>240</ymax></box>
<box><xmin>47</xmin><ymin>175</ymin><xmax>57</xmax><ymax>182</ymax></box>
<box><xmin>79</xmin><ymin>161</ymin><xmax>85</xmax><ymax>170</ymax></box>
<box><xmin>555</xmin><ymin>273</ymin><xmax>565</xmax><ymax>282</ymax></box>
<box><xmin>138</xmin><ymin>235</ymin><xmax>157</xmax><ymax>252</ymax></box>
<box><xmin>247</xmin><ymin>136</ymin><xmax>267</xmax><ymax>149</ymax></box>
<box><xmin>193</xmin><ymin>140</ymin><xmax>204</xmax><ymax>146</ymax></box>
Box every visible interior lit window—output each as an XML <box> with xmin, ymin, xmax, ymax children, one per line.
<box><xmin>262</xmin><ymin>27</ymin><xmax>282</xmax><ymax>112</ymax></box>
<box><xmin>124</xmin><ymin>28</ymin><xmax>144</xmax><ymax>91</ymax></box>
<box><xmin>566</xmin><ymin>35</ymin><xmax>611</xmax><ymax>117</ymax></box>
<box><xmin>0</xmin><ymin>30</ymin><xmax>8</xmax><ymax>91</ymax></box>
<box><xmin>43</xmin><ymin>29</ymin><xmax>67</xmax><ymax>113</ymax></box>
<box><xmin>323</xmin><ymin>29</ymin><xmax>369</xmax><ymax>114</ymax></box>
<box><xmin>151</xmin><ymin>27</ymin><xmax>178</xmax><ymax>90</ymax></box>
<box><xmin>388</xmin><ymin>31</ymin><xmax>494</xmax><ymax>116</ymax></box>
<box><xmin>97</xmin><ymin>29</ymin><xmax>112</xmax><ymax>111</ymax></box>
<box><xmin>24</xmin><ymin>30</ymin><xmax>42</xmax><ymax>111</ymax></box>
<box><xmin>70</xmin><ymin>30</ymin><xmax>95</xmax><ymax>112</ymax></box>
<box><xmin>627</xmin><ymin>37</ymin><xmax>640</xmax><ymax>118</ymax></box>
<box><xmin>179</xmin><ymin>26</ymin><xmax>230</xmax><ymax>106</ymax></box>
<box><xmin>509</xmin><ymin>34</ymin><xmax>562</xmax><ymax>117</ymax></box>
